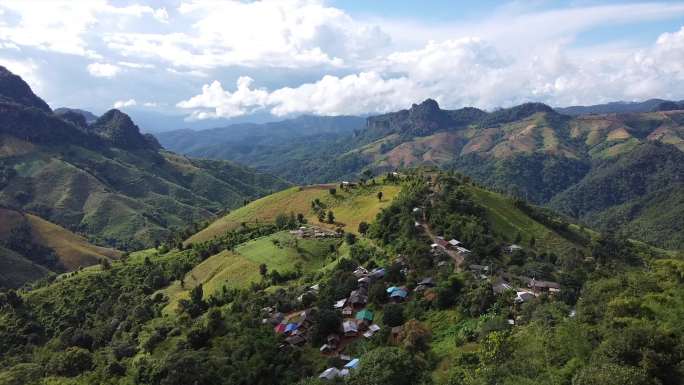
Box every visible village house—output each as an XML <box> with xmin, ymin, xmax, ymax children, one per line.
<box><xmin>454</xmin><ymin>246</ymin><xmax>471</xmax><ymax>256</ymax></box>
<box><xmin>342</xmin><ymin>306</ymin><xmax>354</xmax><ymax>317</ymax></box>
<box><xmin>389</xmin><ymin>287</ymin><xmax>409</xmax><ymax>302</ymax></box>
<box><xmin>447</xmin><ymin>239</ymin><xmax>461</xmax><ymax>248</ymax></box>
<box><xmin>504</xmin><ymin>244</ymin><xmax>523</xmax><ymax>254</ymax></box>
<box><xmin>363</xmin><ymin>324</ymin><xmax>381</xmax><ymax>338</ymax></box>
<box><xmin>285</xmin><ymin>334</ymin><xmax>306</xmax><ymax>346</ymax></box>
<box><xmin>327</xmin><ymin>334</ymin><xmax>341</xmax><ymax>348</ymax></box>
<box><xmin>353</xmin><ymin>267</ymin><xmax>369</xmax><ymax>278</ymax></box>
<box><xmin>515</xmin><ymin>291</ymin><xmax>536</xmax><ymax>303</ymax></box>
<box><xmin>319</xmin><ymin>367</ymin><xmax>341</xmax><ymax>380</ymax></box>
<box><xmin>492</xmin><ymin>280</ymin><xmax>514</xmax><ymax>295</ymax></box>
<box><xmin>415</xmin><ymin>277</ymin><xmax>435</xmax><ymax>292</ymax></box>
<box><xmin>369</xmin><ymin>267</ymin><xmax>386</xmax><ymax>280</ymax></box>
<box><xmin>355</xmin><ymin>309</ymin><xmax>374</xmax><ymax>330</ymax></box>
<box><xmin>334</xmin><ymin>298</ymin><xmax>347</xmax><ymax>309</ymax></box>
<box><xmin>343</xmin><ymin>320</ymin><xmax>358</xmax><ymax>336</ymax></box>
<box><xmin>528</xmin><ymin>278</ymin><xmax>561</xmax><ymax>294</ymax></box>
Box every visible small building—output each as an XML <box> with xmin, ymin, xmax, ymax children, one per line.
<box><xmin>320</xmin><ymin>344</ymin><xmax>334</xmax><ymax>353</ymax></box>
<box><xmin>344</xmin><ymin>358</ymin><xmax>360</xmax><ymax>370</ymax></box>
<box><xmin>363</xmin><ymin>324</ymin><xmax>381</xmax><ymax>338</ymax></box>
<box><xmin>342</xmin><ymin>306</ymin><xmax>354</xmax><ymax>317</ymax></box>
<box><xmin>448</xmin><ymin>239</ymin><xmax>461</xmax><ymax>248</ymax></box>
<box><xmin>492</xmin><ymin>281</ymin><xmax>514</xmax><ymax>295</ymax></box>
<box><xmin>334</xmin><ymin>298</ymin><xmax>347</xmax><ymax>309</ymax></box>
<box><xmin>319</xmin><ymin>367</ymin><xmax>340</xmax><ymax>380</ymax></box>
<box><xmin>455</xmin><ymin>246</ymin><xmax>471</xmax><ymax>255</ymax></box>
<box><xmin>515</xmin><ymin>291</ymin><xmax>536</xmax><ymax>303</ymax></box>
<box><xmin>343</xmin><ymin>320</ymin><xmax>358</xmax><ymax>336</ymax></box>
<box><xmin>285</xmin><ymin>334</ymin><xmax>306</xmax><ymax>346</ymax></box>
<box><xmin>353</xmin><ymin>267</ymin><xmax>369</xmax><ymax>278</ymax></box>
<box><xmin>435</xmin><ymin>238</ymin><xmax>449</xmax><ymax>248</ymax></box>
<box><xmin>284</xmin><ymin>323</ymin><xmax>299</xmax><ymax>335</ymax></box>
<box><xmin>418</xmin><ymin>277</ymin><xmax>434</xmax><ymax>287</ymax></box>
<box><xmin>369</xmin><ymin>268</ymin><xmax>386</xmax><ymax>279</ymax></box>
<box><xmin>274</xmin><ymin>323</ymin><xmax>286</xmax><ymax>334</ymax></box>
<box><xmin>389</xmin><ymin>289</ymin><xmax>408</xmax><ymax>302</ymax></box>
<box><xmin>358</xmin><ymin>276</ymin><xmax>372</xmax><ymax>287</ymax></box>
<box><xmin>327</xmin><ymin>334</ymin><xmax>341</xmax><ymax>347</ymax></box>
<box><xmin>504</xmin><ymin>244</ymin><xmax>523</xmax><ymax>254</ymax></box>
<box><xmin>528</xmin><ymin>279</ymin><xmax>561</xmax><ymax>294</ymax></box>
<box><xmin>349</xmin><ymin>291</ymin><xmax>368</xmax><ymax>308</ymax></box>
<box><xmin>355</xmin><ymin>309</ymin><xmax>374</xmax><ymax>325</ymax></box>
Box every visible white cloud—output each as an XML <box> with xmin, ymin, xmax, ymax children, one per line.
<box><xmin>113</xmin><ymin>98</ymin><xmax>136</xmax><ymax>108</ymax></box>
<box><xmin>87</xmin><ymin>62</ymin><xmax>121</xmax><ymax>78</ymax></box>
<box><xmin>104</xmin><ymin>0</ymin><xmax>390</xmax><ymax>69</ymax></box>
<box><xmin>153</xmin><ymin>7</ymin><xmax>169</xmax><ymax>23</ymax></box>
<box><xmin>178</xmin><ymin>27</ymin><xmax>684</xmax><ymax>118</ymax></box>
<box><xmin>118</xmin><ymin>61</ymin><xmax>154</xmax><ymax>69</ymax></box>
<box><xmin>0</xmin><ymin>1</ymin><xmax>159</xmax><ymax>57</ymax></box>
<box><xmin>0</xmin><ymin>58</ymin><xmax>41</xmax><ymax>92</ymax></box>
<box><xmin>143</xmin><ymin>101</ymin><xmax>159</xmax><ymax>107</ymax></box>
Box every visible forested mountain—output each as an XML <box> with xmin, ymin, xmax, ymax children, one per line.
<box><xmin>554</xmin><ymin>98</ymin><xmax>677</xmax><ymax>115</ymax></box>
<box><xmin>0</xmin><ymin>67</ymin><xmax>288</xmax><ymax>251</ymax></box>
<box><xmin>159</xmin><ymin>99</ymin><xmax>684</xmax><ymax>249</ymax></box>
<box><xmin>0</xmin><ymin>170</ymin><xmax>681</xmax><ymax>385</ymax></box>
<box><xmin>157</xmin><ymin>115</ymin><xmax>365</xmax><ymax>184</ymax></box>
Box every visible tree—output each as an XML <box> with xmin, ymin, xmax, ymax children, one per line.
<box><xmin>398</xmin><ymin>320</ymin><xmax>431</xmax><ymax>353</ymax></box>
<box><xmin>327</xmin><ymin>210</ymin><xmax>335</xmax><ymax>224</ymax></box>
<box><xmin>297</xmin><ymin>213</ymin><xmax>305</xmax><ymax>224</ymax></box>
<box><xmin>382</xmin><ymin>303</ymin><xmax>405</xmax><ymax>327</ymax></box>
<box><xmin>47</xmin><ymin>347</ymin><xmax>93</xmax><ymax>377</ymax></box>
<box><xmin>317</xmin><ymin>211</ymin><xmax>325</xmax><ymax>222</ymax></box>
<box><xmin>345</xmin><ymin>232</ymin><xmax>357</xmax><ymax>245</ymax></box>
<box><xmin>529</xmin><ymin>236</ymin><xmax>536</xmax><ymax>247</ymax></box>
<box><xmin>348</xmin><ymin>347</ymin><xmax>422</xmax><ymax>385</ymax></box>
<box><xmin>377</xmin><ymin>191</ymin><xmax>383</xmax><ymax>201</ymax></box>
<box><xmin>329</xmin><ymin>188</ymin><xmax>336</xmax><ymax>196</ymax></box>
<box><xmin>259</xmin><ymin>263</ymin><xmax>268</xmax><ymax>277</ymax></box>
<box><xmin>358</xmin><ymin>221</ymin><xmax>369</xmax><ymax>235</ymax></box>
<box><xmin>275</xmin><ymin>213</ymin><xmax>288</xmax><ymax>229</ymax></box>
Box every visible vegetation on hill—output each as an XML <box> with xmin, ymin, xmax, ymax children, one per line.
<box><xmin>0</xmin><ymin>207</ymin><xmax>120</xmax><ymax>288</ymax></box>
<box><xmin>0</xmin><ymin>169</ymin><xmax>680</xmax><ymax>385</ymax></box>
<box><xmin>160</xmin><ymin>98</ymin><xmax>684</xmax><ymax>249</ymax></box>
<box><xmin>0</xmin><ymin>67</ymin><xmax>288</xmax><ymax>251</ymax></box>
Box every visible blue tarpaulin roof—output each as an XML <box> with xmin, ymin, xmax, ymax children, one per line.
<box><xmin>285</xmin><ymin>323</ymin><xmax>299</xmax><ymax>333</ymax></box>
<box><xmin>390</xmin><ymin>289</ymin><xmax>408</xmax><ymax>298</ymax></box>
<box><xmin>344</xmin><ymin>358</ymin><xmax>360</xmax><ymax>369</ymax></box>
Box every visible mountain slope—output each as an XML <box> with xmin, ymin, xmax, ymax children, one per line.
<box><xmin>550</xmin><ymin>142</ymin><xmax>684</xmax><ymax>249</ymax></box>
<box><xmin>0</xmin><ymin>67</ymin><xmax>289</xmax><ymax>250</ymax></box>
<box><xmin>0</xmin><ymin>206</ymin><xmax>120</xmax><ymax>288</ymax></box>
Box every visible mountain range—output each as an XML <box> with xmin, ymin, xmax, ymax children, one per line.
<box><xmin>158</xmin><ymin>99</ymin><xmax>684</xmax><ymax>249</ymax></box>
<box><xmin>0</xmin><ymin>66</ymin><xmax>288</xmax><ymax>284</ymax></box>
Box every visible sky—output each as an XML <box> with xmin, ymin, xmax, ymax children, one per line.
<box><xmin>1</xmin><ymin>0</ymin><xmax>684</xmax><ymax>130</ymax></box>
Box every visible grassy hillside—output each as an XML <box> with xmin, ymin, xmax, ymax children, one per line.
<box><xmin>0</xmin><ymin>207</ymin><xmax>120</xmax><ymax>287</ymax></box>
<box><xmin>188</xmin><ymin>183</ymin><xmax>401</xmax><ymax>244</ymax></box>
<box><xmin>163</xmin><ymin>230</ymin><xmax>338</xmax><ymax>312</ymax></box>
<box><xmin>467</xmin><ymin>186</ymin><xmax>588</xmax><ymax>256</ymax></box>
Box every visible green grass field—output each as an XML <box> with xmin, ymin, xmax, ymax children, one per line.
<box><xmin>163</xmin><ymin>231</ymin><xmax>338</xmax><ymax>313</ymax></box>
<box><xmin>188</xmin><ymin>183</ymin><xmax>402</xmax><ymax>244</ymax></box>
<box><xmin>467</xmin><ymin>186</ymin><xmax>585</xmax><ymax>256</ymax></box>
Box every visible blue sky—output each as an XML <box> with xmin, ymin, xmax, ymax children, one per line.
<box><xmin>1</xmin><ymin>0</ymin><xmax>684</xmax><ymax>131</ymax></box>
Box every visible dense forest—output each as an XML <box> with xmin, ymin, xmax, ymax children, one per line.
<box><xmin>1</xmin><ymin>170</ymin><xmax>681</xmax><ymax>385</ymax></box>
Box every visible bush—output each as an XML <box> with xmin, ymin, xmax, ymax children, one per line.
<box><xmin>47</xmin><ymin>347</ymin><xmax>93</xmax><ymax>377</ymax></box>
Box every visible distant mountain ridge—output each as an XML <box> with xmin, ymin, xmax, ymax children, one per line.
<box><xmin>0</xmin><ymin>66</ymin><xmax>289</xmax><ymax>250</ymax></box>
<box><xmin>554</xmin><ymin>98</ymin><xmax>684</xmax><ymax>115</ymax></box>
<box><xmin>160</xmin><ymin>97</ymin><xmax>684</xmax><ymax>248</ymax></box>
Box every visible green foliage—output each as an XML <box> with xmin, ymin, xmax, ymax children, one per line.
<box><xmin>382</xmin><ymin>303</ymin><xmax>405</xmax><ymax>327</ymax></box>
<box><xmin>347</xmin><ymin>347</ymin><xmax>425</xmax><ymax>385</ymax></box>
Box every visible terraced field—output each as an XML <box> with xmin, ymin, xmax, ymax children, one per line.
<box><xmin>188</xmin><ymin>183</ymin><xmax>401</xmax><ymax>244</ymax></box>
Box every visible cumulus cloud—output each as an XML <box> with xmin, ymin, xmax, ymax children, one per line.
<box><xmin>178</xmin><ymin>28</ymin><xmax>684</xmax><ymax>118</ymax></box>
<box><xmin>113</xmin><ymin>98</ymin><xmax>136</xmax><ymax>108</ymax></box>
<box><xmin>0</xmin><ymin>1</ymin><xmax>162</xmax><ymax>57</ymax></box>
<box><xmin>87</xmin><ymin>62</ymin><xmax>121</xmax><ymax>78</ymax></box>
<box><xmin>104</xmin><ymin>0</ymin><xmax>390</xmax><ymax>68</ymax></box>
